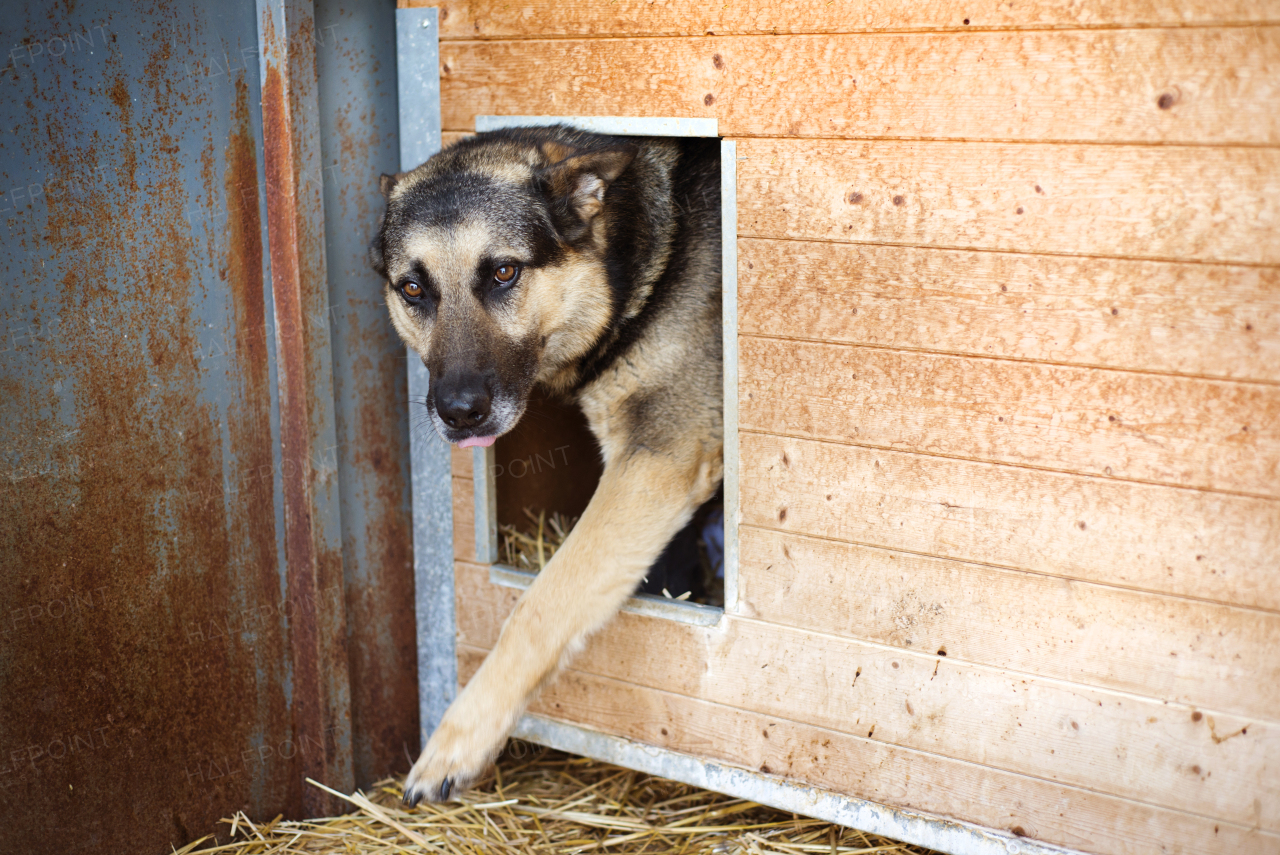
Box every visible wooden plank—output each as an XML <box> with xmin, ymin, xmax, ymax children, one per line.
<box><xmin>736</xmin><ymin>527</ymin><xmax>1280</xmax><ymax>721</ymax></box>
<box><xmin>453</xmin><ymin>475</ymin><xmax>475</xmax><ymax>562</ymax></box>
<box><xmin>454</xmin><ymin>561</ymin><xmax>1280</xmax><ymax>830</ymax></box>
<box><xmin>427</xmin><ymin>0</ymin><xmax>1280</xmax><ymax>38</ymax></box>
<box><xmin>737</xmin><ymin>138</ymin><xmax>1280</xmax><ymax>265</ymax></box>
<box><xmin>438</xmin><ymin>29</ymin><xmax>1280</xmax><ymax>145</ymax></box>
<box><xmin>738</xmin><ymin>238</ymin><xmax>1280</xmax><ymax>383</ymax></box>
<box><xmin>739</xmin><ymin>337</ymin><xmax>1280</xmax><ymax>497</ymax></box>
<box><xmin>739</xmin><ymin>433</ymin><xmax>1280</xmax><ymax>611</ymax></box>
<box><xmin>451</xmin><ymin>444</ymin><xmax>469</xmax><ymax>479</ymax></box>
<box><xmin>456</xmin><ymin>647</ymin><xmax>1280</xmax><ymax>855</ymax></box>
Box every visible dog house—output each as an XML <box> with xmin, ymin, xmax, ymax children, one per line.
<box><xmin>398</xmin><ymin>4</ymin><xmax>1280</xmax><ymax>855</ymax></box>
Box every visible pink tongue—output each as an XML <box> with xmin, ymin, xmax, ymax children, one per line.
<box><xmin>457</xmin><ymin>435</ymin><xmax>496</xmax><ymax>449</ymax></box>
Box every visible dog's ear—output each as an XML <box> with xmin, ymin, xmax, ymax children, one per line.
<box><xmin>368</xmin><ymin>229</ymin><xmax>388</xmax><ymax>277</ymax></box>
<box><xmin>371</xmin><ymin>173</ymin><xmax>407</xmax><ymax>275</ymax></box>
<box><xmin>539</xmin><ymin>144</ymin><xmax>638</xmax><ymax>241</ymax></box>
<box><xmin>379</xmin><ymin>172</ymin><xmax>407</xmax><ymax>198</ymax></box>
<box><xmin>539</xmin><ymin>140</ymin><xmax>577</xmax><ymax>164</ymax></box>
<box><xmin>369</xmin><ymin>207</ymin><xmax>391</xmax><ymax>277</ymax></box>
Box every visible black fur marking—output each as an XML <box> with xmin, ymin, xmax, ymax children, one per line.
<box><xmin>392</xmin><ymin>171</ymin><xmax>504</xmax><ymax>229</ymax></box>
<box><xmin>385</xmin><ymin>171</ymin><xmax>567</xmax><ymax>274</ymax></box>
<box><xmin>573</xmin><ymin>137</ymin><xmax>721</xmax><ymax>391</ymax></box>
<box><xmin>622</xmin><ymin>390</ymin><xmax>675</xmax><ymax>454</ymax></box>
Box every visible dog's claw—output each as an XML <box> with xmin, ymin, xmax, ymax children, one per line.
<box><xmin>400</xmin><ymin>775</ymin><xmax>453</xmax><ymax>808</ymax></box>
<box><xmin>402</xmin><ymin>689</ymin><xmax>514</xmax><ymax>806</ymax></box>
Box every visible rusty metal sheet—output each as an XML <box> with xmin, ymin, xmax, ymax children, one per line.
<box><xmin>0</xmin><ymin>0</ymin><xmax>351</xmax><ymax>850</ymax></box>
<box><xmin>313</xmin><ymin>0</ymin><xmax>419</xmax><ymax>789</ymax></box>
<box><xmin>254</xmin><ymin>0</ymin><xmax>353</xmax><ymax>818</ymax></box>
<box><xmin>0</xmin><ymin>1</ymin><xmax>294</xmax><ymax>850</ymax></box>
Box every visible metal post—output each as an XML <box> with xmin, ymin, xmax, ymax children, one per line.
<box><xmin>395</xmin><ymin>5</ymin><xmax>455</xmax><ymax>745</ymax></box>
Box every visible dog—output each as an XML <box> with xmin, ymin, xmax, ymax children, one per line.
<box><xmin>370</xmin><ymin>125</ymin><xmax>724</xmax><ymax>805</ymax></box>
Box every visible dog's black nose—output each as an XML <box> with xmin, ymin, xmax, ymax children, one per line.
<box><xmin>436</xmin><ymin>377</ymin><xmax>492</xmax><ymax>430</ymax></box>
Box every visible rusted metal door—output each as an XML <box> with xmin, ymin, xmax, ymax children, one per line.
<box><xmin>0</xmin><ymin>1</ymin><xmax>417</xmax><ymax>851</ymax></box>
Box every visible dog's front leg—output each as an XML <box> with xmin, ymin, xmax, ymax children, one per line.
<box><xmin>402</xmin><ymin>447</ymin><xmax>721</xmax><ymax>805</ymax></box>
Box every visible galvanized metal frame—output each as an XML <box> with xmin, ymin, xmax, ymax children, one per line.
<box><xmin>721</xmin><ymin>137</ymin><xmax>740</xmax><ymax>615</ymax></box>
<box><xmin>475</xmin><ymin>115</ymin><xmax>719</xmax><ymax>137</ymax></box>
<box><xmin>513</xmin><ymin>718</ymin><xmax>1080</xmax><ymax>855</ymax></box>
<box><xmin>395</xmin><ymin>6</ymin><xmax>456</xmax><ymax>746</ymax></box>
<box><xmin>472</xmin><ymin>115</ymin><xmax>736</xmax><ymax>627</ymax></box>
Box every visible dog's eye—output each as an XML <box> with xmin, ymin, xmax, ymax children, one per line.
<box><xmin>493</xmin><ymin>264</ymin><xmax>520</xmax><ymax>286</ymax></box>
<box><xmin>401</xmin><ymin>281</ymin><xmax>423</xmax><ymax>299</ymax></box>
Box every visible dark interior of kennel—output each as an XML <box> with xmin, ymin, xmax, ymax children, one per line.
<box><xmin>494</xmin><ymin>396</ymin><xmax>724</xmax><ymax>605</ymax></box>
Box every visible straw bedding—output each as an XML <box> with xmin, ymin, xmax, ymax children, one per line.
<box><xmin>499</xmin><ymin>508</ymin><xmax>578</xmax><ymax>576</ymax></box>
<box><xmin>179</xmin><ymin>742</ymin><xmax>942</xmax><ymax>855</ymax></box>
<box><xmin>500</xmin><ymin>508</ymin><xmax>723</xmax><ymax>605</ymax></box>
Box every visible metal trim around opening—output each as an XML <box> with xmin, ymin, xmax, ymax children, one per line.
<box><xmin>476</xmin><ymin>115</ymin><xmax>718</xmax><ymax>137</ymax></box>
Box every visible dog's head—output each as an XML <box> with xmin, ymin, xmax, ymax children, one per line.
<box><xmin>371</xmin><ymin>130</ymin><xmax>637</xmax><ymax>447</ymax></box>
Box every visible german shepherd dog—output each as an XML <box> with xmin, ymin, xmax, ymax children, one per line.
<box><xmin>370</xmin><ymin>126</ymin><xmax>723</xmax><ymax>805</ymax></box>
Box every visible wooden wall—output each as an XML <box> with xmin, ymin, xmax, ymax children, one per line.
<box><xmin>422</xmin><ymin>2</ymin><xmax>1280</xmax><ymax>853</ymax></box>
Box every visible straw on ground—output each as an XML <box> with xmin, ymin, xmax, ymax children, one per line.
<box><xmin>181</xmin><ymin>743</ymin><xmax>942</xmax><ymax>855</ymax></box>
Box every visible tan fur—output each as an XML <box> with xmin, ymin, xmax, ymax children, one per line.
<box><xmin>526</xmin><ymin>255</ymin><xmax>614</xmax><ymax>390</ymax></box>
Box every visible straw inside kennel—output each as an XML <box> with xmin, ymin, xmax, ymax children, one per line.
<box><xmin>179</xmin><ymin>744</ymin><xmax>942</xmax><ymax>855</ymax></box>
<box><xmin>499</xmin><ymin>507</ymin><xmax>578</xmax><ymax>575</ymax></box>
<box><xmin>500</xmin><ymin>507</ymin><xmax>723</xmax><ymax>605</ymax></box>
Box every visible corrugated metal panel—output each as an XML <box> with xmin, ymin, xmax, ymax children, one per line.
<box><xmin>0</xmin><ymin>2</ymin><xmax>300</xmax><ymax>851</ymax></box>
<box><xmin>254</xmin><ymin>0</ymin><xmax>353</xmax><ymax>818</ymax></box>
<box><xmin>313</xmin><ymin>0</ymin><xmax>419</xmax><ymax>789</ymax></box>
<box><xmin>0</xmin><ymin>0</ymin><xmax>430</xmax><ymax>847</ymax></box>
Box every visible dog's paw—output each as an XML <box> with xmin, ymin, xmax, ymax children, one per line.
<box><xmin>401</xmin><ymin>707</ymin><xmax>510</xmax><ymax>806</ymax></box>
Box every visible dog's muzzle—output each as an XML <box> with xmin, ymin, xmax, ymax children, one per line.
<box><xmin>433</xmin><ymin>370</ymin><xmax>500</xmax><ymax>447</ymax></box>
